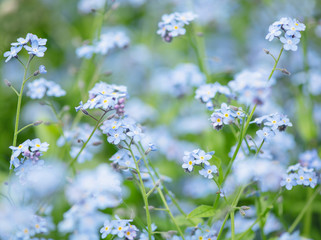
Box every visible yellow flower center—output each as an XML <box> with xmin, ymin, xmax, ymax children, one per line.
<box><xmin>35</xmin><ymin>224</ymin><xmax>40</xmax><ymax>229</ymax></box>
<box><xmin>174</xmin><ymin>26</ymin><xmax>179</xmax><ymax>30</ymax></box>
<box><xmin>217</xmin><ymin>118</ymin><xmax>221</xmax><ymax>122</ymax></box>
<box><xmin>224</xmin><ymin>113</ymin><xmax>229</xmax><ymax>117</ymax></box>
<box><xmin>18</xmin><ymin>145</ymin><xmax>23</xmax><ymax>149</ymax></box>
<box><xmin>118</xmin><ymin>227</ymin><xmax>122</xmax><ymax>231</ymax></box>
<box><xmin>105</xmin><ymin>227</ymin><xmax>109</xmax><ymax>231</ymax></box>
<box><xmin>188</xmin><ymin>161</ymin><xmax>193</xmax><ymax>165</ymax></box>
<box><xmin>36</xmin><ymin>144</ymin><xmax>40</xmax><ymax>147</ymax></box>
<box><xmin>24</xmin><ymin>229</ymin><xmax>29</xmax><ymax>234</ymax></box>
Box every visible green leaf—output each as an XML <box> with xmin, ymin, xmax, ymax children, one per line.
<box><xmin>174</xmin><ymin>215</ymin><xmax>203</xmax><ymax>227</ymax></box>
<box><xmin>187</xmin><ymin>205</ymin><xmax>217</xmax><ymax>218</ymax></box>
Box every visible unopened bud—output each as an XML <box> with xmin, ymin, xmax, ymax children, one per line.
<box><xmin>241</xmin><ymin>206</ymin><xmax>251</xmax><ymax>210</ymax></box>
<box><xmin>281</xmin><ymin>68</ymin><xmax>291</xmax><ymax>75</ymax></box>
<box><xmin>197</xmin><ymin>32</ymin><xmax>204</xmax><ymax>37</ymax></box>
<box><xmin>263</xmin><ymin>48</ymin><xmax>270</xmax><ymax>54</ymax></box>
<box><xmin>4</xmin><ymin>79</ymin><xmax>11</xmax><ymax>87</ymax></box>
<box><xmin>77</xmin><ymin>139</ymin><xmax>84</xmax><ymax>143</ymax></box>
<box><xmin>92</xmin><ymin>141</ymin><xmax>103</xmax><ymax>146</ymax></box>
<box><xmin>33</xmin><ymin>70</ymin><xmax>40</xmax><ymax>76</ymax></box>
<box><xmin>107</xmin><ymin>114</ymin><xmax>115</xmax><ymax>120</ymax></box>
<box><xmin>167</xmin><ymin>231</ymin><xmax>177</xmax><ymax>235</ymax></box>
<box><xmin>229</xmin><ymin>105</ymin><xmax>239</xmax><ymax>111</ymax></box>
<box><xmin>44</xmin><ymin>121</ymin><xmax>51</xmax><ymax>126</ymax></box>
<box><xmin>246</xmin><ymin>135</ymin><xmax>253</xmax><ymax>141</ymax></box>
<box><xmin>33</xmin><ymin>121</ymin><xmax>43</xmax><ymax>126</ymax></box>
<box><xmin>104</xmin><ymin>71</ymin><xmax>112</xmax><ymax>76</ymax></box>
<box><xmin>240</xmin><ymin>209</ymin><xmax>246</xmax><ymax>217</ymax></box>
<box><xmin>81</xmin><ymin>109</ymin><xmax>89</xmax><ymax>115</ymax></box>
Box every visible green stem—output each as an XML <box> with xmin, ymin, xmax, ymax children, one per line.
<box><xmin>217</xmin><ymin>185</ymin><xmax>246</xmax><ymax>240</ymax></box>
<box><xmin>127</xmin><ymin>146</ymin><xmax>153</xmax><ymax>240</ymax></box>
<box><xmin>256</xmin><ymin>195</ymin><xmax>267</xmax><ymax>240</ymax></box>
<box><xmin>67</xmin><ymin>111</ymin><xmax>107</xmax><ymax>167</ymax></box>
<box><xmin>288</xmin><ymin>185</ymin><xmax>321</xmax><ymax>234</ymax></box>
<box><xmin>254</xmin><ymin>140</ymin><xmax>265</xmax><ymax>158</ymax></box>
<box><xmin>223</xmin><ymin>47</ymin><xmax>284</xmax><ymax>183</ymax></box>
<box><xmin>12</xmin><ymin>55</ymin><xmax>33</xmax><ymax>148</ymax></box>
<box><xmin>17</xmin><ymin>123</ymin><xmax>36</xmax><ymax>134</ymax></box>
<box><xmin>136</xmin><ymin>143</ymin><xmax>187</xmax><ymax>238</ymax></box>
<box><xmin>230</xmin><ymin>211</ymin><xmax>235</xmax><ymax>240</ymax></box>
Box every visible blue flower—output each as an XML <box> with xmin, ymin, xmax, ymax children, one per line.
<box><xmin>265</xmin><ymin>25</ymin><xmax>282</xmax><ymax>41</ymax></box>
<box><xmin>283</xmin><ymin>18</ymin><xmax>306</xmax><ymax>36</ymax></box>
<box><xmin>167</xmin><ymin>21</ymin><xmax>186</xmax><ymax>37</ymax></box>
<box><xmin>30</xmin><ymin>138</ymin><xmax>49</xmax><ymax>152</ymax></box>
<box><xmin>3</xmin><ymin>46</ymin><xmax>22</xmax><ymax>62</ymax></box>
<box><xmin>193</xmin><ymin>150</ymin><xmax>213</xmax><ymax>165</ymax></box>
<box><xmin>280</xmin><ymin>173</ymin><xmax>297</xmax><ymax>190</ymax></box>
<box><xmin>24</xmin><ymin>40</ymin><xmax>47</xmax><ymax>57</ymax></box>
<box><xmin>210</xmin><ymin>112</ymin><xmax>224</xmax><ymax>131</ymax></box>
<box><xmin>280</xmin><ymin>35</ymin><xmax>300</xmax><ymax>51</ymax></box>
<box><xmin>75</xmin><ymin>101</ymin><xmax>83</xmax><ymax>112</ymax></box>
<box><xmin>305</xmin><ymin>172</ymin><xmax>317</xmax><ymax>188</ymax></box>
<box><xmin>39</xmin><ymin>65</ymin><xmax>47</xmax><ymax>74</ymax></box>
<box><xmin>107</xmin><ymin>129</ymin><xmax>126</xmax><ymax>145</ymax></box>
<box><xmin>256</xmin><ymin>127</ymin><xmax>275</xmax><ymax>142</ymax></box>
<box><xmin>296</xmin><ymin>169</ymin><xmax>309</xmax><ymax>185</ymax></box>
<box><xmin>100</xmin><ymin>220</ymin><xmax>113</xmax><ymax>238</ymax></box>
<box><xmin>126</xmin><ymin>125</ymin><xmax>143</xmax><ymax>143</ymax></box>
<box><xmin>182</xmin><ymin>152</ymin><xmax>196</xmax><ymax>172</ymax></box>
<box><xmin>199</xmin><ymin>165</ymin><xmax>218</xmax><ymax>179</ymax></box>
<box><xmin>11</xmin><ymin>34</ymin><xmax>30</xmax><ymax>46</ymax></box>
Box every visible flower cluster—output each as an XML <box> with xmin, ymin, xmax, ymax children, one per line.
<box><xmin>210</xmin><ymin>103</ymin><xmax>245</xmax><ymax>131</ymax></box>
<box><xmin>76</xmin><ymin>82</ymin><xmax>128</xmax><ymax>115</ymax></box>
<box><xmin>4</xmin><ymin>33</ymin><xmax>47</xmax><ymax>62</ymax></box>
<box><xmin>157</xmin><ymin>12</ymin><xmax>197</xmax><ymax>42</ymax></box>
<box><xmin>228</xmin><ymin>70</ymin><xmax>274</xmax><ymax>106</ymax></box>
<box><xmin>266</xmin><ymin>17</ymin><xmax>306</xmax><ymax>51</ymax></box>
<box><xmin>182</xmin><ymin>149</ymin><xmax>218</xmax><ymax>179</ymax></box>
<box><xmin>195</xmin><ymin>82</ymin><xmax>232</xmax><ymax>110</ymax></box>
<box><xmin>280</xmin><ymin>163</ymin><xmax>318</xmax><ymax>190</ymax></box>
<box><xmin>100</xmin><ymin>116</ymin><xmax>144</xmax><ymax>145</ymax></box>
<box><xmin>0</xmin><ymin>202</ymin><xmax>51</xmax><ymax>240</ymax></box>
<box><xmin>251</xmin><ymin>113</ymin><xmax>292</xmax><ymax>142</ymax></box>
<box><xmin>76</xmin><ymin>31</ymin><xmax>130</xmax><ymax>59</ymax></box>
<box><xmin>26</xmin><ymin>78</ymin><xmax>66</xmax><ymax>99</ymax></box>
<box><xmin>299</xmin><ymin>149</ymin><xmax>321</xmax><ymax>170</ymax></box>
<box><xmin>59</xmin><ymin>164</ymin><xmax>122</xmax><ymax>239</ymax></box>
<box><xmin>100</xmin><ymin>216</ymin><xmax>139</xmax><ymax>240</ymax></box>
<box><xmin>57</xmin><ymin>123</ymin><xmax>102</xmax><ymax>163</ymax></box>
<box><xmin>9</xmin><ymin>139</ymin><xmax>49</xmax><ymax>177</ymax></box>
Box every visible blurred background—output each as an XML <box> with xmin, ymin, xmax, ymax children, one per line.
<box><xmin>0</xmin><ymin>0</ymin><xmax>321</xmax><ymax>239</ymax></box>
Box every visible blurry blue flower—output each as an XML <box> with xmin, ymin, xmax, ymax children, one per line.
<box><xmin>24</xmin><ymin>40</ymin><xmax>47</xmax><ymax>57</ymax></box>
<box><xmin>11</xmin><ymin>34</ymin><xmax>30</xmax><ymax>46</ymax></box>
<box><xmin>76</xmin><ymin>45</ymin><xmax>96</xmax><ymax>59</ymax></box>
<box><xmin>210</xmin><ymin>112</ymin><xmax>223</xmax><ymax>131</ymax></box>
<box><xmin>256</xmin><ymin>127</ymin><xmax>275</xmax><ymax>142</ymax></box>
<box><xmin>126</xmin><ymin>125</ymin><xmax>143</xmax><ymax>142</ymax></box>
<box><xmin>199</xmin><ymin>165</ymin><xmax>218</xmax><ymax>179</ymax></box>
<box><xmin>280</xmin><ymin>173</ymin><xmax>297</xmax><ymax>190</ymax></box>
<box><xmin>299</xmin><ymin>149</ymin><xmax>321</xmax><ymax>170</ymax></box>
<box><xmin>107</xmin><ymin>129</ymin><xmax>126</xmax><ymax>145</ymax></box>
<box><xmin>193</xmin><ymin>149</ymin><xmax>213</xmax><ymax>165</ymax></box>
<box><xmin>167</xmin><ymin>21</ymin><xmax>186</xmax><ymax>37</ymax></box>
<box><xmin>265</xmin><ymin>25</ymin><xmax>282</xmax><ymax>41</ymax></box>
<box><xmin>39</xmin><ymin>65</ymin><xmax>47</xmax><ymax>74</ymax></box>
<box><xmin>27</xmin><ymin>78</ymin><xmax>66</xmax><ymax>99</ymax></box>
<box><xmin>100</xmin><ymin>220</ymin><xmax>113</xmax><ymax>238</ymax></box>
<box><xmin>182</xmin><ymin>152</ymin><xmax>196</xmax><ymax>172</ymax></box>
<box><xmin>280</xmin><ymin>35</ymin><xmax>300</xmax><ymax>51</ymax></box>
<box><xmin>3</xmin><ymin>46</ymin><xmax>22</xmax><ymax>62</ymax></box>
<box><xmin>175</xmin><ymin>12</ymin><xmax>198</xmax><ymax>25</ymax></box>
<box><xmin>30</xmin><ymin>138</ymin><xmax>49</xmax><ymax>152</ymax></box>
<box><xmin>75</xmin><ymin>101</ymin><xmax>83</xmax><ymax>112</ymax></box>
<box><xmin>283</xmin><ymin>18</ymin><xmax>306</xmax><ymax>36</ymax></box>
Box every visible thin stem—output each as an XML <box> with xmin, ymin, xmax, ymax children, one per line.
<box><xmin>288</xmin><ymin>185</ymin><xmax>321</xmax><ymax>234</ymax></box>
<box><xmin>12</xmin><ymin>55</ymin><xmax>33</xmax><ymax>148</ymax></box>
<box><xmin>17</xmin><ymin>123</ymin><xmax>36</xmax><ymax>134</ymax></box>
<box><xmin>127</xmin><ymin>146</ymin><xmax>153</xmax><ymax>240</ymax></box>
<box><xmin>217</xmin><ymin>185</ymin><xmax>246</xmax><ymax>240</ymax></box>
<box><xmin>230</xmin><ymin>211</ymin><xmax>235</xmax><ymax>240</ymax></box>
<box><xmin>16</xmin><ymin>57</ymin><xmax>26</xmax><ymax>69</ymax></box>
<box><xmin>137</xmin><ymin>142</ymin><xmax>191</xmax><ymax>234</ymax></box>
<box><xmin>254</xmin><ymin>140</ymin><xmax>265</xmax><ymax>158</ymax></box>
<box><xmin>9</xmin><ymin>85</ymin><xmax>19</xmax><ymax>96</ymax></box>
<box><xmin>67</xmin><ymin>111</ymin><xmax>107</xmax><ymax>167</ymax></box>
